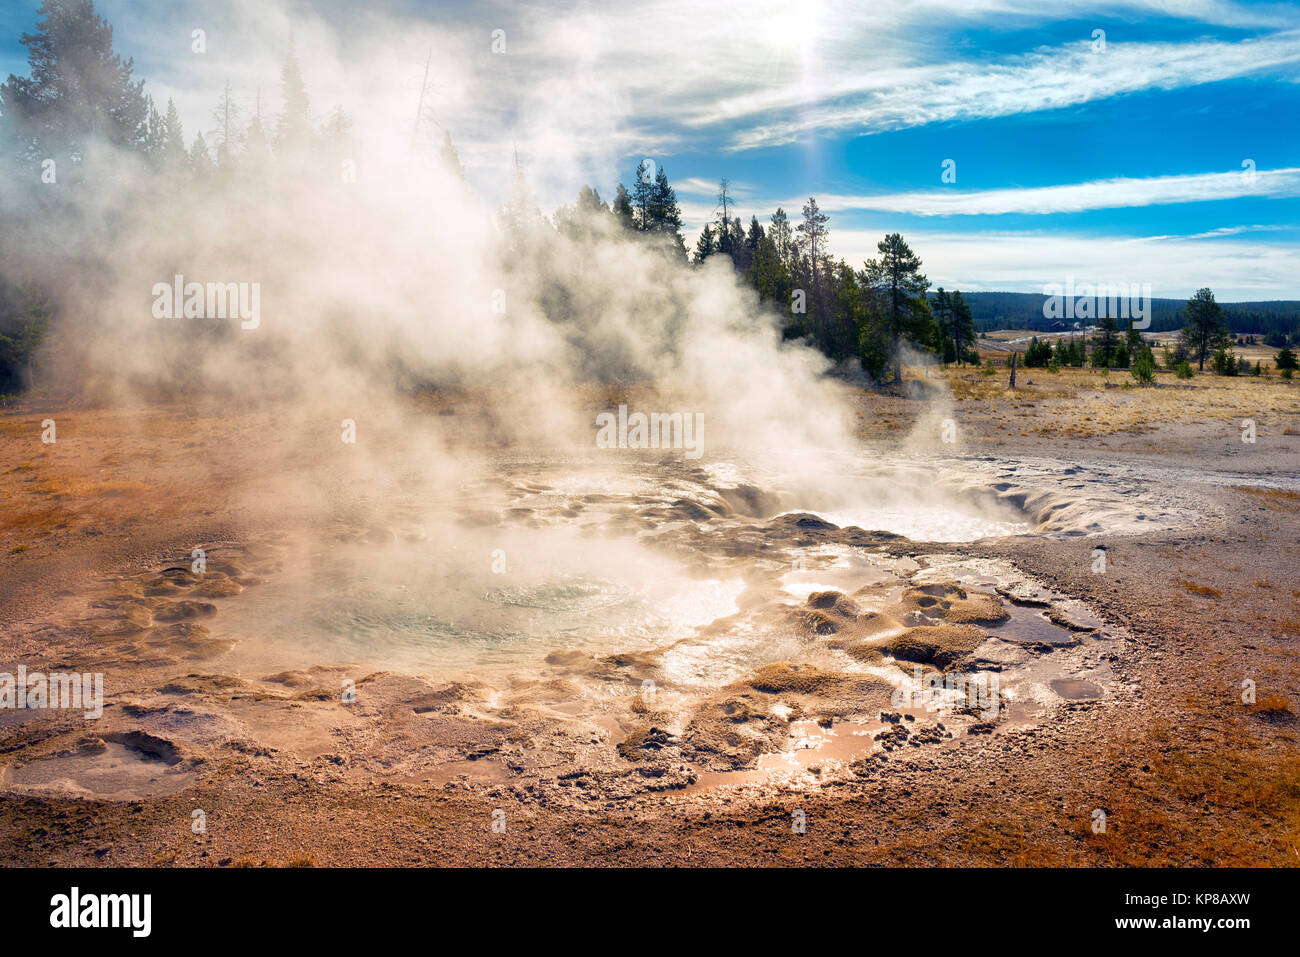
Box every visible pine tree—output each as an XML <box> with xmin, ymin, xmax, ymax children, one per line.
<box><xmin>211</xmin><ymin>79</ymin><xmax>240</xmax><ymax>168</ymax></box>
<box><xmin>189</xmin><ymin>133</ymin><xmax>212</xmax><ymax>175</ymax></box>
<box><xmin>0</xmin><ymin>0</ymin><xmax>151</xmax><ymax>166</ymax></box>
<box><xmin>575</xmin><ymin>184</ymin><xmax>606</xmax><ymax>214</ymax></box>
<box><xmin>769</xmin><ymin>208</ymin><xmax>794</xmax><ymax>272</ymax></box>
<box><xmin>795</xmin><ymin>198</ymin><xmax>830</xmax><ymax>350</ymax></box>
<box><xmin>554</xmin><ymin>184</ymin><xmax>611</xmax><ymax>237</ymax></box>
<box><xmin>612</xmin><ymin>183</ymin><xmax>634</xmax><ymax>230</ymax></box>
<box><xmin>748</xmin><ymin>234</ymin><xmax>784</xmax><ymax>304</ymax></box>
<box><xmin>949</xmin><ymin>290</ymin><xmax>975</xmax><ymax>364</ymax></box>
<box><xmin>651</xmin><ymin>165</ymin><xmax>686</xmax><ymax>256</ymax></box>
<box><xmin>160</xmin><ymin>97</ymin><xmax>186</xmax><ymax>170</ymax></box>
<box><xmin>1180</xmin><ymin>287</ymin><xmax>1229</xmax><ymax>371</ymax></box>
<box><xmin>275</xmin><ymin>45</ymin><xmax>312</xmax><ymax>155</ymax></box>
<box><xmin>693</xmin><ymin>224</ymin><xmax>717</xmax><ymax>263</ymax></box>
<box><xmin>319</xmin><ymin>106</ymin><xmax>352</xmax><ymax>147</ymax></box>
<box><xmin>1092</xmin><ymin>317</ymin><xmax>1120</xmax><ymax>367</ymax></box>
<box><xmin>795</xmin><ymin>197</ymin><xmax>828</xmax><ymax>285</ymax></box>
<box><xmin>440</xmin><ymin>131</ymin><xmax>464</xmax><ymax>180</ymax></box>
<box><xmin>727</xmin><ymin>217</ymin><xmax>746</xmax><ymax>269</ymax></box>
<box><xmin>631</xmin><ymin>160</ymin><xmax>654</xmax><ymax>230</ymax></box>
<box><xmin>932</xmin><ymin>288</ymin><xmax>954</xmax><ymax>363</ymax></box>
<box><xmin>499</xmin><ymin>163</ymin><xmax>542</xmax><ymax>259</ymax></box>
<box><xmin>715</xmin><ymin>179</ymin><xmax>734</xmax><ymax>259</ymax></box>
<box><xmin>1125</xmin><ymin>321</ymin><xmax>1145</xmax><ymax>357</ymax></box>
<box><xmin>241</xmin><ymin>93</ymin><xmax>271</xmax><ymax>169</ymax></box>
<box><xmin>141</xmin><ymin>96</ymin><xmax>165</xmax><ymax>161</ymax></box>
<box><xmin>861</xmin><ymin>233</ymin><xmax>931</xmax><ymax>384</ymax></box>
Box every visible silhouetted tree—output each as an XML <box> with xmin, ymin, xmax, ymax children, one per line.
<box><xmin>275</xmin><ymin>45</ymin><xmax>312</xmax><ymax>154</ymax></box>
<box><xmin>612</xmin><ymin>183</ymin><xmax>634</xmax><ymax>230</ymax></box>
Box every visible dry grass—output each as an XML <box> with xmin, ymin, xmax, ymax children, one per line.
<box><xmin>1180</xmin><ymin>579</ymin><xmax>1223</xmax><ymax>597</ymax></box>
<box><xmin>1247</xmin><ymin>695</ymin><xmax>1295</xmax><ymax>720</ymax></box>
<box><xmin>0</xmin><ymin>506</ymin><xmax>68</xmax><ymax>531</ymax></box>
<box><xmin>1085</xmin><ymin>743</ymin><xmax>1300</xmax><ymax>865</ymax></box>
<box><xmin>1235</xmin><ymin>486</ymin><xmax>1300</xmax><ymax>506</ymax></box>
<box><xmin>885</xmin><ymin>725</ymin><xmax>1300</xmax><ymax>866</ymax></box>
<box><xmin>924</xmin><ymin>366</ymin><xmax>1300</xmax><ymax>439</ymax></box>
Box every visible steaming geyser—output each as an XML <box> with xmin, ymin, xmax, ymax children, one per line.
<box><xmin>35</xmin><ymin>443</ymin><xmax>1182</xmax><ymax>797</ymax></box>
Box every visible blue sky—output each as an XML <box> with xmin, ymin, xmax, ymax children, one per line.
<box><xmin>3</xmin><ymin>0</ymin><xmax>1299</xmax><ymax>299</ymax></box>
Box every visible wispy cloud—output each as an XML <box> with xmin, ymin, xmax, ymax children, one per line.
<box><xmin>829</xmin><ymin>227</ymin><xmax>1300</xmax><ymax>299</ymax></box>
<box><xmin>776</xmin><ymin>167</ymin><xmax>1300</xmax><ymax>216</ymax></box>
<box><xmin>723</xmin><ymin>31</ymin><xmax>1300</xmax><ymax>150</ymax></box>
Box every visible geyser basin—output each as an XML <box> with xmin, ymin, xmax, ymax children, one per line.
<box><xmin>79</xmin><ymin>451</ymin><xmax>1194</xmax><ymax>690</ymax></box>
<box><xmin>41</xmin><ymin>449</ymin><xmax>1176</xmax><ymax>792</ymax></box>
<box><xmin>119</xmin><ymin>450</ymin><xmax>1183</xmax><ymax>692</ymax></box>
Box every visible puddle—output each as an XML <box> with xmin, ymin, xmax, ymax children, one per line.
<box><xmin>1049</xmin><ymin>678</ymin><xmax>1104</xmax><ymax>700</ymax></box>
<box><xmin>1</xmin><ymin>735</ymin><xmax>195</xmax><ymax>801</ymax></box>
<box><xmin>989</xmin><ymin>603</ymin><xmax>1081</xmax><ymax>646</ymax></box>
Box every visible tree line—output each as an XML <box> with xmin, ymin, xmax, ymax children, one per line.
<box><xmin>953</xmin><ymin>290</ymin><xmax>1300</xmax><ymax>342</ymax></box>
<box><xmin>1012</xmin><ymin>287</ymin><xmax>1298</xmax><ymax>380</ymax></box>
<box><xmin>0</xmin><ymin>1</ymin><xmax>358</xmax><ymax>181</ymax></box>
<box><xmin>0</xmin><ymin>0</ymin><xmax>395</xmax><ymax>395</ymax></box>
<box><xmin>544</xmin><ymin>170</ymin><xmax>981</xmax><ymax>383</ymax></box>
<box><xmin>4</xmin><ymin>1</ymin><xmax>1293</xmax><ymax>397</ymax></box>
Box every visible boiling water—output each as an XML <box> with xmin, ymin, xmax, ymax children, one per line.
<box><xmin>200</xmin><ymin>456</ymin><xmax>1077</xmax><ymax>686</ymax></box>
<box><xmin>796</xmin><ymin>504</ymin><xmax>1029</xmax><ymax>542</ymax></box>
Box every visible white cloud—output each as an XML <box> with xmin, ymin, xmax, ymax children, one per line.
<box><xmin>829</xmin><ymin>227</ymin><xmax>1300</xmax><ymax>300</ymax></box>
<box><xmin>774</xmin><ymin>167</ymin><xmax>1300</xmax><ymax>216</ymax></box>
<box><xmin>723</xmin><ymin>31</ymin><xmax>1300</xmax><ymax>150</ymax></box>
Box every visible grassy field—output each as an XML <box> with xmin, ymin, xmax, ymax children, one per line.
<box><xmin>890</xmin><ymin>360</ymin><xmax>1300</xmax><ymax>442</ymax></box>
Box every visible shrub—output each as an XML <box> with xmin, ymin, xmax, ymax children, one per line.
<box><xmin>0</xmin><ymin>282</ymin><xmax>52</xmax><ymax>394</ymax></box>
<box><xmin>1131</xmin><ymin>351</ymin><xmax>1155</xmax><ymax>384</ymax></box>
<box><xmin>1175</xmin><ymin>361</ymin><xmax>1194</xmax><ymax>379</ymax></box>
<box><xmin>1211</xmin><ymin>347</ymin><xmax>1239</xmax><ymax>376</ymax></box>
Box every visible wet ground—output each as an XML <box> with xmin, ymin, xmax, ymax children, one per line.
<box><xmin>1</xmin><ymin>450</ymin><xmax>1184</xmax><ymax>801</ymax></box>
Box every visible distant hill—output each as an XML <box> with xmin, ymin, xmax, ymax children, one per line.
<box><xmin>948</xmin><ymin>291</ymin><xmax>1300</xmax><ymax>338</ymax></box>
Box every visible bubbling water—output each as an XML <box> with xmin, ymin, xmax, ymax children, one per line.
<box><xmin>788</xmin><ymin>504</ymin><xmax>1029</xmax><ymax>542</ymax></box>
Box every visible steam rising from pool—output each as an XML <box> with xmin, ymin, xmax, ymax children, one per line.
<box><xmin>217</xmin><ymin>525</ymin><xmax>747</xmax><ymax>678</ymax></box>
<box><xmin>173</xmin><ymin>451</ymin><xmax>1181</xmax><ymax>694</ymax></box>
<box><xmin>201</xmin><ymin>454</ymin><xmax>1053</xmax><ymax>685</ymax></box>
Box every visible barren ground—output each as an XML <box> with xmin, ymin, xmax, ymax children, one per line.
<box><xmin>2</xmin><ymin>366</ymin><xmax>1299</xmax><ymax>866</ymax></box>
